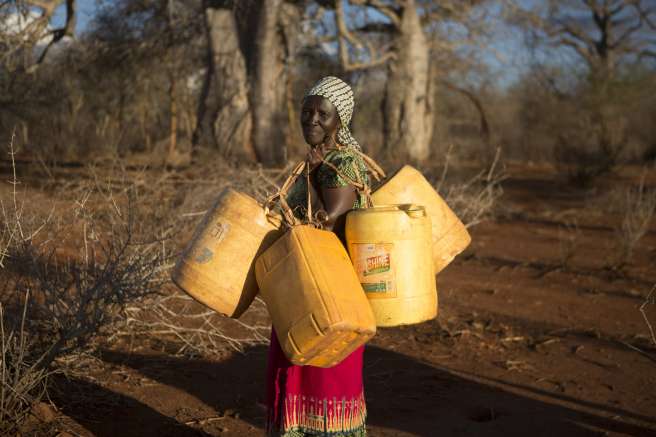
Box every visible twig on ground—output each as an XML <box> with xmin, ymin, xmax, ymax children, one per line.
<box><xmin>639</xmin><ymin>285</ymin><xmax>656</xmax><ymax>346</ymax></box>
<box><xmin>619</xmin><ymin>341</ymin><xmax>656</xmax><ymax>365</ymax></box>
<box><xmin>612</xmin><ymin>171</ymin><xmax>656</xmax><ymax>269</ymax></box>
<box><xmin>116</xmin><ymin>292</ymin><xmax>270</xmax><ymax>356</ymax></box>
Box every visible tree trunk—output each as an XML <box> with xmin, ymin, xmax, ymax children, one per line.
<box><xmin>250</xmin><ymin>1</ymin><xmax>299</xmax><ymax>166</ymax></box>
<box><xmin>251</xmin><ymin>0</ymin><xmax>286</xmax><ymax>165</ymax></box>
<box><xmin>193</xmin><ymin>3</ymin><xmax>255</xmax><ymax>160</ymax></box>
<box><xmin>382</xmin><ymin>0</ymin><xmax>433</xmax><ymax>162</ymax></box>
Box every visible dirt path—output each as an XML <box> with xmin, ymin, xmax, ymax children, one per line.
<box><xmin>26</xmin><ymin>165</ymin><xmax>656</xmax><ymax>436</ymax></box>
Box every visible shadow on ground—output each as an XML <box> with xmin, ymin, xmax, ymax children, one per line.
<box><xmin>52</xmin><ymin>344</ymin><xmax>656</xmax><ymax>437</ymax></box>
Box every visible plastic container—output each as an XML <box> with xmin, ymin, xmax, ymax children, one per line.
<box><xmin>371</xmin><ymin>165</ymin><xmax>471</xmax><ymax>273</ymax></box>
<box><xmin>255</xmin><ymin>225</ymin><xmax>376</xmax><ymax>367</ymax></box>
<box><xmin>172</xmin><ymin>188</ymin><xmax>282</xmax><ymax>318</ymax></box>
<box><xmin>345</xmin><ymin>204</ymin><xmax>437</xmax><ymax>327</ymax></box>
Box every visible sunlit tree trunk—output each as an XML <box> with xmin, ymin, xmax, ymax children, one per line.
<box><xmin>251</xmin><ymin>0</ymin><xmax>286</xmax><ymax>165</ymax></box>
<box><xmin>382</xmin><ymin>0</ymin><xmax>433</xmax><ymax>162</ymax></box>
<box><xmin>193</xmin><ymin>2</ymin><xmax>255</xmax><ymax>160</ymax></box>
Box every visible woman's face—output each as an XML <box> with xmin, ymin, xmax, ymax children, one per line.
<box><xmin>301</xmin><ymin>95</ymin><xmax>340</xmax><ymax>147</ymax></box>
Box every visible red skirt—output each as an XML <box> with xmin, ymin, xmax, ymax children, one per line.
<box><xmin>266</xmin><ymin>329</ymin><xmax>367</xmax><ymax>436</ymax></box>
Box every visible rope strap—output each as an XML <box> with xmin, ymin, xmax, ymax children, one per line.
<box><xmin>263</xmin><ymin>146</ymin><xmax>385</xmax><ymax>227</ymax></box>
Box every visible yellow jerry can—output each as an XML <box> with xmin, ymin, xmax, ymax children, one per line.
<box><xmin>255</xmin><ymin>225</ymin><xmax>376</xmax><ymax>367</ymax></box>
<box><xmin>345</xmin><ymin>205</ymin><xmax>437</xmax><ymax>327</ymax></box>
<box><xmin>172</xmin><ymin>188</ymin><xmax>282</xmax><ymax>318</ymax></box>
<box><xmin>371</xmin><ymin>165</ymin><xmax>471</xmax><ymax>273</ymax></box>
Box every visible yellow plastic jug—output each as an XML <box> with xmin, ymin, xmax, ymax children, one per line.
<box><xmin>345</xmin><ymin>205</ymin><xmax>437</xmax><ymax>327</ymax></box>
<box><xmin>255</xmin><ymin>225</ymin><xmax>376</xmax><ymax>367</ymax></box>
<box><xmin>371</xmin><ymin>165</ymin><xmax>471</xmax><ymax>273</ymax></box>
<box><xmin>172</xmin><ymin>188</ymin><xmax>282</xmax><ymax>318</ymax></box>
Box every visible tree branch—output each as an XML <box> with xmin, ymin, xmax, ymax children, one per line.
<box><xmin>349</xmin><ymin>0</ymin><xmax>401</xmax><ymax>28</ymax></box>
<box><xmin>335</xmin><ymin>0</ymin><xmax>394</xmax><ymax>71</ymax></box>
<box><xmin>354</xmin><ymin>22</ymin><xmax>397</xmax><ymax>33</ymax></box>
<box><xmin>630</xmin><ymin>0</ymin><xmax>656</xmax><ymax>30</ymax></box>
<box><xmin>441</xmin><ymin>80</ymin><xmax>490</xmax><ymax>147</ymax></box>
<box><xmin>35</xmin><ymin>0</ymin><xmax>76</xmax><ymax>65</ymax></box>
<box><xmin>610</xmin><ymin>14</ymin><xmax>643</xmax><ymax>50</ymax></box>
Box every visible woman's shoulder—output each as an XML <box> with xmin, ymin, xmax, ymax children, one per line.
<box><xmin>322</xmin><ymin>147</ymin><xmax>366</xmax><ymax>170</ymax></box>
<box><xmin>318</xmin><ymin>147</ymin><xmax>368</xmax><ymax>188</ymax></box>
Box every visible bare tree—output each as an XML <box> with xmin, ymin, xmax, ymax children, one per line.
<box><xmin>251</xmin><ymin>0</ymin><xmax>300</xmax><ymax>165</ymax></box>
<box><xmin>513</xmin><ymin>0</ymin><xmax>656</xmax><ymax>81</ymax></box>
<box><xmin>510</xmin><ymin>0</ymin><xmax>656</xmax><ymax>183</ymax></box>
<box><xmin>311</xmin><ymin>0</ymin><xmax>492</xmax><ymax>162</ymax></box>
<box><xmin>193</xmin><ymin>0</ymin><xmax>255</xmax><ymax>160</ymax></box>
<box><xmin>194</xmin><ymin>0</ymin><xmax>300</xmax><ymax>165</ymax></box>
<box><xmin>0</xmin><ymin>0</ymin><xmax>76</xmax><ymax>71</ymax></box>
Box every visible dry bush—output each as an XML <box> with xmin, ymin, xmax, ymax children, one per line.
<box><xmin>640</xmin><ymin>286</ymin><xmax>656</xmax><ymax>347</ymax></box>
<box><xmin>109</xmin><ymin>161</ymin><xmax>295</xmax><ymax>356</ymax></box>
<box><xmin>611</xmin><ymin>172</ymin><xmax>656</xmax><ymax>269</ymax></box>
<box><xmin>492</xmin><ymin>65</ymin><xmax>656</xmax><ymax>182</ymax></box>
<box><xmin>0</xmin><ymin>0</ymin><xmax>204</xmax><ymax>161</ymax></box>
<box><xmin>0</xmin><ymin>134</ymin><xmax>173</xmax><ymax>430</ymax></box>
<box><xmin>118</xmin><ymin>292</ymin><xmax>271</xmax><ymax>357</ymax></box>
<box><xmin>0</xmin><ymin>296</ymin><xmax>51</xmax><ymax>435</ymax></box>
<box><xmin>435</xmin><ymin>146</ymin><xmax>506</xmax><ymax>228</ymax></box>
<box><xmin>553</xmin><ymin>108</ymin><xmax>628</xmax><ymax>187</ymax></box>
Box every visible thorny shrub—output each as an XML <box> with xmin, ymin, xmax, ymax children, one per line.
<box><xmin>611</xmin><ymin>171</ymin><xmax>656</xmax><ymax>269</ymax></box>
<box><xmin>0</xmin><ymin>297</ymin><xmax>50</xmax><ymax>435</ymax></box>
<box><xmin>435</xmin><ymin>146</ymin><xmax>506</xmax><ymax>228</ymax></box>
<box><xmin>0</xmin><ymin>134</ymin><xmax>170</xmax><ymax>431</ymax></box>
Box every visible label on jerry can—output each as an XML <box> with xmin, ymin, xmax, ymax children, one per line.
<box><xmin>209</xmin><ymin>221</ymin><xmax>230</xmax><ymax>242</ymax></box>
<box><xmin>351</xmin><ymin>243</ymin><xmax>396</xmax><ymax>298</ymax></box>
<box><xmin>190</xmin><ymin>221</ymin><xmax>230</xmax><ymax>264</ymax></box>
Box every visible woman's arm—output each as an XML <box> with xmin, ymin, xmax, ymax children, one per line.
<box><xmin>319</xmin><ymin>185</ymin><xmax>357</xmax><ymax>240</ymax></box>
<box><xmin>306</xmin><ymin>147</ymin><xmax>358</xmax><ymax>236</ymax></box>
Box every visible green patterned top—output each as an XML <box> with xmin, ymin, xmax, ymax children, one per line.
<box><xmin>286</xmin><ymin>148</ymin><xmax>370</xmax><ymax>220</ymax></box>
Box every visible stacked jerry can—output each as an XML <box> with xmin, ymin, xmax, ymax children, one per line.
<box><xmin>344</xmin><ymin>164</ymin><xmax>471</xmax><ymax>327</ymax></box>
<box><xmin>255</xmin><ymin>225</ymin><xmax>376</xmax><ymax>367</ymax></box>
<box><xmin>171</xmin><ymin>189</ymin><xmax>282</xmax><ymax>318</ymax></box>
<box><xmin>254</xmin><ymin>161</ymin><xmax>376</xmax><ymax>368</ymax></box>
<box><xmin>171</xmin><ymin>156</ymin><xmax>471</xmax><ymax>367</ymax></box>
<box><xmin>345</xmin><ymin>204</ymin><xmax>436</xmax><ymax>327</ymax></box>
<box><xmin>371</xmin><ymin>165</ymin><xmax>471</xmax><ymax>274</ymax></box>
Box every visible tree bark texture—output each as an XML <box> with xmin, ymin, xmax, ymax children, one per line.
<box><xmin>251</xmin><ymin>0</ymin><xmax>287</xmax><ymax>165</ymax></box>
<box><xmin>194</xmin><ymin>5</ymin><xmax>255</xmax><ymax>160</ymax></box>
<box><xmin>382</xmin><ymin>0</ymin><xmax>433</xmax><ymax>162</ymax></box>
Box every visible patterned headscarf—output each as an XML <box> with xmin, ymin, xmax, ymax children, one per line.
<box><xmin>304</xmin><ymin>76</ymin><xmax>361</xmax><ymax>150</ymax></box>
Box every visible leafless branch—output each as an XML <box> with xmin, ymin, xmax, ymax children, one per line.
<box><xmin>334</xmin><ymin>0</ymin><xmax>395</xmax><ymax>71</ymax></box>
<box><xmin>639</xmin><ymin>286</ymin><xmax>656</xmax><ymax>346</ymax></box>
<box><xmin>35</xmin><ymin>0</ymin><xmax>76</xmax><ymax>64</ymax></box>
<box><xmin>350</xmin><ymin>0</ymin><xmax>401</xmax><ymax>27</ymax></box>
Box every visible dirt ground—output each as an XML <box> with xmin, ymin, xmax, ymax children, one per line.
<box><xmin>10</xmin><ymin>161</ymin><xmax>656</xmax><ymax>436</ymax></box>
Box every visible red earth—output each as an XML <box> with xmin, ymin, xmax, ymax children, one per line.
<box><xmin>10</xmin><ymin>161</ymin><xmax>656</xmax><ymax>437</ymax></box>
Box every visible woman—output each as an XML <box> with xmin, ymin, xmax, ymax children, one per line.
<box><xmin>266</xmin><ymin>76</ymin><xmax>370</xmax><ymax>437</ymax></box>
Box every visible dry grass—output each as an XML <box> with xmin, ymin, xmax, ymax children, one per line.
<box><xmin>436</xmin><ymin>146</ymin><xmax>506</xmax><ymax>228</ymax></box>
<box><xmin>116</xmin><ymin>292</ymin><xmax>271</xmax><ymax>356</ymax></box>
<box><xmin>640</xmin><ymin>286</ymin><xmax>656</xmax><ymax>347</ymax></box>
<box><xmin>0</xmin><ymin>134</ymin><xmax>176</xmax><ymax>431</ymax></box>
<box><xmin>611</xmin><ymin>171</ymin><xmax>656</xmax><ymax>269</ymax></box>
<box><xmin>0</xmin><ymin>295</ymin><xmax>51</xmax><ymax>435</ymax></box>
